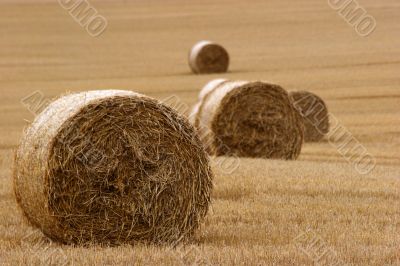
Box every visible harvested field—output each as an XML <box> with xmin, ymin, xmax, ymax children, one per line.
<box><xmin>0</xmin><ymin>0</ymin><xmax>399</xmax><ymax>265</ymax></box>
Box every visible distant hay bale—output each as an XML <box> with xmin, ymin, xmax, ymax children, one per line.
<box><xmin>289</xmin><ymin>91</ymin><xmax>329</xmax><ymax>142</ymax></box>
<box><xmin>13</xmin><ymin>90</ymin><xmax>213</xmax><ymax>246</ymax></box>
<box><xmin>191</xmin><ymin>80</ymin><xmax>304</xmax><ymax>159</ymax></box>
<box><xmin>189</xmin><ymin>41</ymin><xmax>229</xmax><ymax>74</ymax></box>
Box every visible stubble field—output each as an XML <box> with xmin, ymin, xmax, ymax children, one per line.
<box><xmin>0</xmin><ymin>0</ymin><xmax>399</xmax><ymax>265</ymax></box>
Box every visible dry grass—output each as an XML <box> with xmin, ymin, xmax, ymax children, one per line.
<box><xmin>192</xmin><ymin>80</ymin><xmax>304</xmax><ymax>159</ymax></box>
<box><xmin>290</xmin><ymin>91</ymin><xmax>330</xmax><ymax>142</ymax></box>
<box><xmin>0</xmin><ymin>0</ymin><xmax>399</xmax><ymax>265</ymax></box>
<box><xmin>1</xmin><ymin>156</ymin><xmax>399</xmax><ymax>265</ymax></box>
<box><xmin>189</xmin><ymin>41</ymin><xmax>230</xmax><ymax>74</ymax></box>
<box><xmin>14</xmin><ymin>90</ymin><xmax>212</xmax><ymax>245</ymax></box>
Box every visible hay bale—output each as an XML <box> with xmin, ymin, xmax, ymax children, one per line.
<box><xmin>190</xmin><ymin>79</ymin><xmax>229</xmax><ymax>135</ymax></box>
<box><xmin>13</xmin><ymin>90</ymin><xmax>213</xmax><ymax>246</ymax></box>
<box><xmin>189</xmin><ymin>78</ymin><xmax>228</xmax><ymax>126</ymax></box>
<box><xmin>189</xmin><ymin>102</ymin><xmax>201</xmax><ymax>126</ymax></box>
<box><xmin>189</xmin><ymin>41</ymin><xmax>229</xmax><ymax>74</ymax></box>
<box><xmin>191</xmin><ymin>80</ymin><xmax>304</xmax><ymax>159</ymax></box>
<box><xmin>198</xmin><ymin>78</ymin><xmax>227</xmax><ymax>100</ymax></box>
<box><xmin>289</xmin><ymin>91</ymin><xmax>329</xmax><ymax>142</ymax></box>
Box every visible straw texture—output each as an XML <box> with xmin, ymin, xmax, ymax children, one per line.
<box><xmin>290</xmin><ymin>91</ymin><xmax>329</xmax><ymax>142</ymax></box>
<box><xmin>13</xmin><ymin>90</ymin><xmax>213</xmax><ymax>246</ymax></box>
<box><xmin>191</xmin><ymin>80</ymin><xmax>304</xmax><ymax>159</ymax></box>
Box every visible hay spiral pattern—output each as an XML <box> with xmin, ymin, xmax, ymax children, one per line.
<box><xmin>13</xmin><ymin>90</ymin><xmax>213</xmax><ymax>245</ymax></box>
<box><xmin>289</xmin><ymin>91</ymin><xmax>330</xmax><ymax>142</ymax></box>
<box><xmin>189</xmin><ymin>41</ymin><xmax>229</xmax><ymax>74</ymax></box>
<box><xmin>190</xmin><ymin>80</ymin><xmax>304</xmax><ymax>159</ymax></box>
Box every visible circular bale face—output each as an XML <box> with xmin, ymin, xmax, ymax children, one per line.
<box><xmin>289</xmin><ymin>91</ymin><xmax>330</xmax><ymax>142</ymax></box>
<box><xmin>193</xmin><ymin>81</ymin><xmax>304</xmax><ymax>159</ymax></box>
<box><xmin>189</xmin><ymin>41</ymin><xmax>230</xmax><ymax>74</ymax></box>
<box><xmin>13</xmin><ymin>90</ymin><xmax>213</xmax><ymax>246</ymax></box>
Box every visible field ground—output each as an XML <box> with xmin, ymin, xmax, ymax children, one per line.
<box><xmin>0</xmin><ymin>0</ymin><xmax>399</xmax><ymax>265</ymax></box>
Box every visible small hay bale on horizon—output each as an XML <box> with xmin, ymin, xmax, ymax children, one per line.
<box><xmin>189</xmin><ymin>41</ymin><xmax>230</xmax><ymax>74</ymax></box>
<box><xmin>190</xmin><ymin>79</ymin><xmax>304</xmax><ymax>159</ymax></box>
<box><xmin>289</xmin><ymin>90</ymin><xmax>330</xmax><ymax>142</ymax></box>
<box><xmin>13</xmin><ymin>90</ymin><xmax>213</xmax><ymax>246</ymax></box>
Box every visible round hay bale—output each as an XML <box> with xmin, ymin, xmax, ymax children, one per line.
<box><xmin>192</xmin><ymin>80</ymin><xmax>304</xmax><ymax>159</ymax></box>
<box><xmin>189</xmin><ymin>102</ymin><xmax>201</xmax><ymax>125</ymax></box>
<box><xmin>190</xmin><ymin>79</ymin><xmax>228</xmax><ymax>125</ymax></box>
<box><xmin>189</xmin><ymin>41</ymin><xmax>229</xmax><ymax>74</ymax></box>
<box><xmin>289</xmin><ymin>91</ymin><xmax>329</xmax><ymax>142</ymax></box>
<box><xmin>198</xmin><ymin>78</ymin><xmax>227</xmax><ymax>100</ymax></box>
<box><xmin>13</xmin><ymin>90</ymin><xmax>213</xmax><ymax>246</ymax></box>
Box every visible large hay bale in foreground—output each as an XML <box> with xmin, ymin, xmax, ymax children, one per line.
<box><xmin>190</xmin><ymin>80</ymin><xmax>304</xmax><ymax>159</ymax></box>
<box><xmin>189</xmin><ymin>41</ymin><xmax>229</xmax><ymax>74</ymax></box>
<box><xmin>289</xmin><ymin>91</ymin><xmax>330</xmax><ymax>142</ymax></box>
<box><xmin>13</xmin><ymin>90</ymin><xmax>213</xmax><ymax>245</ymax></box>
